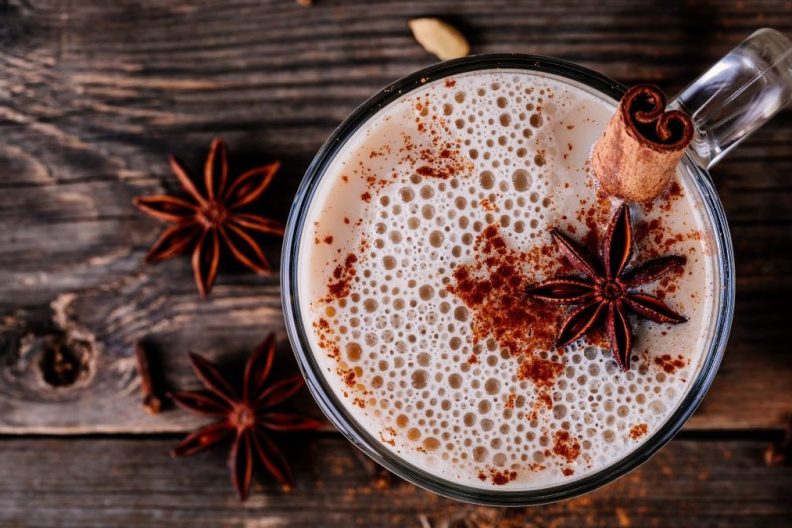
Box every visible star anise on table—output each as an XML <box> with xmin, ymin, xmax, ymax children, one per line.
<box><xmin>133</xmin><ymin>138</ymin><xmax>284</xmax><ymax>297</ymax></box>
<box><xmin>170</xmin><ymin>333</ymin><xmax>323</xmax><ymax>500</ymax></box>
<box><xmin>526</xmin><ymin>203</ymin><xmax>687</xmax><ymax>371</ymax></box>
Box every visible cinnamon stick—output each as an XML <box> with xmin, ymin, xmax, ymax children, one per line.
<box><xmin>592</xmin><ymin>84</ymin><xmax>693</xmax><ymax>203</ymax></box>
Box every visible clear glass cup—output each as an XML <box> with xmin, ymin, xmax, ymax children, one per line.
<box><xmin>281</xmin><ymin>28</ymin><xmax>792</xmax><ymax>505</ymax></box>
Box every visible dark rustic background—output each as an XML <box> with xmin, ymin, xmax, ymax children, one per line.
<box><xmin>0</xmin><ymin>1</ymin><xmax>790</xmax><ymax>526</ymax></box>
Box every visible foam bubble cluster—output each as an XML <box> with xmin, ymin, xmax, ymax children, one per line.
<box><xmin>299</xmin><ymin>71</ymin><xmax>711</xmax><ymax>489</ymax></box>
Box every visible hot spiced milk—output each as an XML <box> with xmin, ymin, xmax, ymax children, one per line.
<box><xmin>297</xmin><ymin>70</ymin><xmax>715</xmax><ymax>488</ymax></box>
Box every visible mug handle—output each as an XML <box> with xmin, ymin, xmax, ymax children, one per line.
<box><xmin>671</xmin><ymin>28</ymin><xmax>792</xmax><ymax>169</ymax></box>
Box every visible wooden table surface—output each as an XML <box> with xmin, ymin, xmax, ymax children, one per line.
<box><xmin>1</xmin><ymin>1</ymin><xmax>790</xmax><ymax>526</ymax></box>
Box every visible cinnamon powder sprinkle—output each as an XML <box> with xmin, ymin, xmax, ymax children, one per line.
<box><xmin>518</xmin><ymin>356</ymin><xmax>564</xmax><ymax>391</ymax></box>
<box><xmin>629</xmin><ymin>423</ymin><xmax>649</xmax><ymax>440</ymax></box>
<box><xmin>447</xmin><ymin>225</ymin><xmax>565</xmax><ymax>407</ymax></box>
<box><xmin>314</xmin><ymin>318</ymin><xmax>340</xmax><ymax>359</ymax></box>
<box><xmin>380</xmin><ymin>427</ymin><xmax>397</xmax><ymax>446</ymax></box>
<box><xmin>478</xmin><ymin>468</ymin><xmax>518</xmax><ymax>485</ymax></box>
<box><xmin>402</xmin><ymin>97</ymin><xmax>473</xmax><ymax>180</ymax></box>
<box><xmin>552</xmin><ymin>430</ymin><xmax>581</xmax><ymax>464</ymax></box>
<box><xmin>343</xmin><ymin>368</ymin><xmax>357</xmax><ymax>388</ymax></box>
<box><xmin>654</xmin><ymin>354</ymin><xmax>687</xmax><ymax>374</ymax></box>
<box><xmin>479</xmin><ymin>198</ymin><xmax>495</xmax><ymax>211</ymax></box>
<box><xmin>325</xmin><ymin>253</ymin><xmax>358</xmax><ymax>301</ymax></box>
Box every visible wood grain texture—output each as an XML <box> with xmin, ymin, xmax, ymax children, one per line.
<box><xmin>0</xmin><ymin>0</ymin><xmax>790</xmax><ymax>435</ymax></box>
<box><xmin>0</xmin><ymin>435</ymin><xmax>788</xmax><ymax>527</ymax></box>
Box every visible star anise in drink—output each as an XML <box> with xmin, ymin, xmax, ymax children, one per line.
<box><xmin>526</xmin><ymin>204</ymin><xmax>686</xmax><ymax>371</ymax></box>
<box><xmin>133</xmin><ymin>138</ymin><xmax>284</xmax><ymax>297</ymax></box>
<box><xmin>170</xmin><ymin>334</ymin><xmax>323</xmax><ymax>500</ymax></box>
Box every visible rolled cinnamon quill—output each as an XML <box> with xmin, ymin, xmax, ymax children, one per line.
<box><xmin>592</xmin><ymin>84</ymin><xmax>693</xmax><ymax>203</ymax></box>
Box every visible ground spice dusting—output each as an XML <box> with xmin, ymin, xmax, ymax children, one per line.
<box><xmin>654</xmin><ymin>354</ymin><xmax>687</xmax><ymax>374</ymax></box>
<box><xmin>551</xmin><ymin>430</ymin><xmax>581</xmax><ymax>464</ymax></box>
<box><xmin>633</xmin><ymin>214</ymin><xmax>702</xmax><ymax>259</ymax></box>
<box><xmin>367</xmin><ymin>144</ymin><xmax>392</xmax><ymax>159</ymax></box>
<box><xmin>402</xmin><ymin>97</ymin><xmax>473</xmax><ymax>180</ymax></box>
<box><xmin>519</xmin><ymin>356</ymin><xmax>564</xmax><ymax>416</ymax></box>
<box><xmin>479</xmin><ymin>198</ymin><xmax>495</xmax><ymax>211</ymax></box>
<box><xmin>447</xmin><ymin>224</ymin><xmax>565</xmax><ymax>408</ymax></box>
<box><xmin>478</xmin><ymin>468</ymin><xmax>518</xmax><ymax>485</ymax></box>
<box><xmin>574</xmin><ymin>192</ymin><xmax>612</xmax><ymax>250</ymax></box>
<box><xmin>380</xmin><ymin>427</ymin><xmax>397</xmax><ymax>446</ymax></box>
<box><xmin>642</xmin><ymin>180</ymin><xmax>683</xmax><ymax>214</ymax></box>
<box><xmin>346</xmin><ymin>96</ymin><xmax>474</xmax><ymax>207</ymax></box>
<box><xmin>343</xmin><ymin>369</ymin><xmax>357</xmax><ymax>387</ymax></box>
<box><xmin>629</xmin><ymin>423</ymin><xmax>649</xmax><ymax>440</ymax></box>
<box><xmin>325</xmin><ymin>253</ymin><xmax>358</xmax><ymax>301</ymax></box>
<box><xmin>314</xmin><ymin>318</ymin><xmax>340</xmax><ymax>359</ymax></box>
<box><xmin>518</xmin><ymin>356</ymin><xmax>564</xmax><ymax>391</ymax></box>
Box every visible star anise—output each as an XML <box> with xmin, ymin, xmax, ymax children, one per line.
<box><xmin>133</xmin><ymin>138</ymin><xmax>284</xmax><ymax>297</ymax></box>
<box><xmin>170</xmin><ymin>334</ymin><xmax>323</xmax><ymax>500</ymax></box>
<box><xmin>526</xmin><ymin>204</ymin><xmax>686</xmax><ymax>371</ymax></box>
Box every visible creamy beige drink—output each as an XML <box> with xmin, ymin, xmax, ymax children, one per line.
<box><xmin>296</xmin><ymin>70</ymin><xmax>716</xmax><ymax>489</ymax></box>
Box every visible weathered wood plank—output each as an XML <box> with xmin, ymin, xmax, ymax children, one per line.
<box><xmin>0</xmin><ymin>0</ymin><xmax>790</xmax><ymax>433</ymax></box>
<box><xmin>0</xmin><ymin>435</ymin><xmax>789</xmax><ymax>527</ymax></box>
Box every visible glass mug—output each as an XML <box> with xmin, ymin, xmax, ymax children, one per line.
<box><xmin>281</xmin><ymin>29</ymin><xmax>792</xmax><ymax>505</ymax></box>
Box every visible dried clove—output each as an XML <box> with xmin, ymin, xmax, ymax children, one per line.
<box><xmin>135</xmin><ymin>342</ymin><xmax>163</xmax><ymax>415</ymax></box>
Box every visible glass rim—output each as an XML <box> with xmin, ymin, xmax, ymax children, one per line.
<box><xmin>281</xmin><ymin>54</ymin><xmax>735</xmax><ymax>506</ymax></box>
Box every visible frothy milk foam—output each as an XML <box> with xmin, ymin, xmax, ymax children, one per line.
<box><xmin>297</xmin><ymin>70</ymin><xmax>715</xmax><ymax>488</ymax></box>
